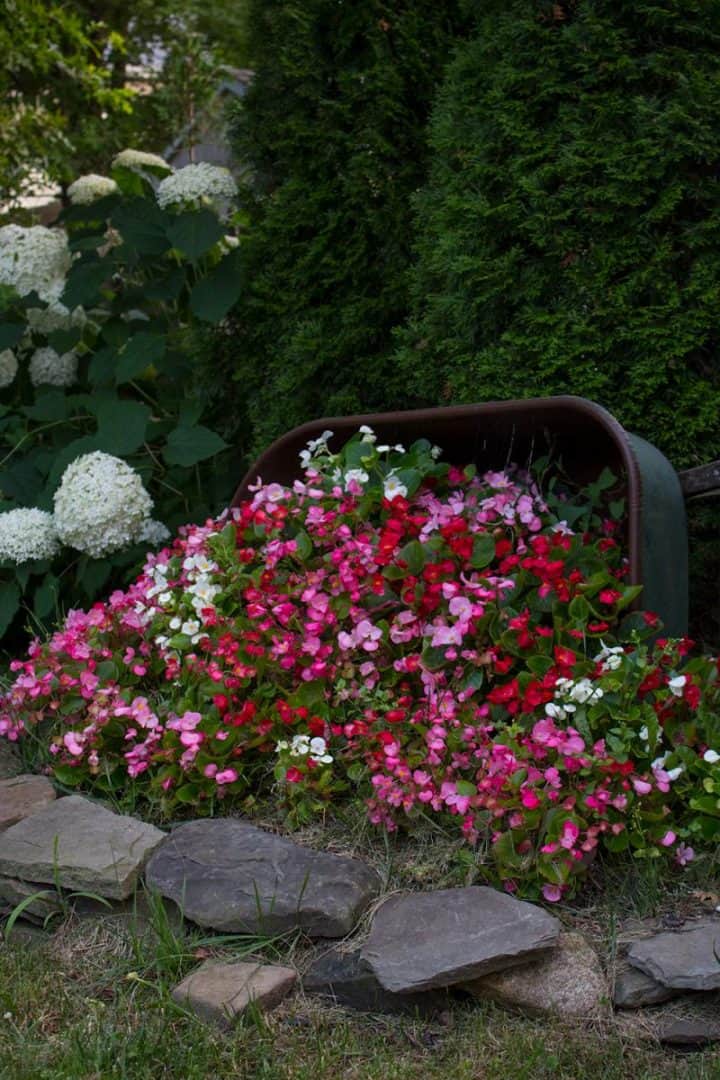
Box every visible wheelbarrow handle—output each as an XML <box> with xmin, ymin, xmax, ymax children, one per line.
<box><xmin>677</xmin><ymin>461</ymin><xmax>720</xmax><ymax>498</ymax></box>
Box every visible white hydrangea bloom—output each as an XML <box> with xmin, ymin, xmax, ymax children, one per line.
<box><xmin>0</xmin><ymin>349</ymin><xmax>18</xmax><ymax>389</ymax></box>
<box><xmin>67</xmin><ymin>174</ymin><xmax>118</xmax><ymax>205</ymax></box>
<box><xmin>29</xmin><ymin>347</ymin><xmax>78</xmax><ymax>387</ymax></box>
<box><xmin>0</xmin><ymin>508</ymin><xmax>60</xmax><ymax>563</ymax></box>
<box><xmin>0</xmin><ymin>225</ymin><xmax>71</xmax><ymax>303</ymax></box>
<box><xmin>156</xmin><ymin>163</ymin><xmax>237</xmax><ymax>217</ymax></box>
<box><xmin>54</xmin><ymin>451</ymin><xmax>154</xmax><ymax>557</ymax></box>
<box><xmin>112</xmin><ymin>149</ymin><xmax>172</xmax><ymax>173</ymax></box>
<box><xmin>26</xmin><ymin>302</ymin><xmax>86</xmax><ymax>336</ymax></box>
<box><xmin>137</xmin><ymin>518</ymin><xmax>170</xmax><ymax>546</ymax></box>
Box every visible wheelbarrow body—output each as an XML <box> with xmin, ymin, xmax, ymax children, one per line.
<box><xmin>232</xmin><ymin>396</ymin><xmax>688</xmax><ymax>638</ymax></box>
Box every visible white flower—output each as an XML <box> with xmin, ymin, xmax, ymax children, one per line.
<box><xmin>299</xmin><ymin>448</ymin><xmax>313</xmax><ymax>469</ymax></box>
<box><xmin>567</xmin><ymin>678</ymin><xmax>603</xmax><ymax>705</ymax></box>
<box><xmin>53</xmin><ymin>451</ymin><xmax>154</xmax><ymax>558</ymax></box>
<box><xmin>112</xmin><ymin>149</ymin><xmax>172</xmax><ymax>174</ymax></box>
<box><xmin>383</xmin><ymin>473</ymin><xmax>408</xmax><ymax>501</ymax></box>
<box><xmin>137</xmin><ymin>519</ymin><xmax>170</xmax><ymax>546</ymax></box>
<box><xmin>0</xmin><ymin>224</ymin><xmax>72</xmax><ymax>303</ymax></box>
<box><xmin>309</xmin><ymin>736</ymin><xmax>333</xmax><ymax>764</ymax></box>
<box><xmin>430</xmin><ymin>445</ymin><xmax>442</xmax><ymax>460</ymax></box>
<box><xmin>67</xmin><ymin>174</ymin><xmax>118</xmax><ymax>205</ymax></box>
<box><xmin>393</xmin><ymin>443</ymin><xmax>405</xmax><ymax>453</ymax></box>
<box><xmin>345</xmin><ymin>468</ymin><xmax>369</xmax><ymax>491</ymax></box>
<box><xmin>703</xmin><ymin>749</ymin><xmax>720</xmax><ymax>764</ymax></box>
<box><xmin>289</xmin><ymin>734</ymin><xmax>311</xmax><ymax>757</ymax></box>
<box><xmin>26</xmin><ymin>302</ymin><xmax>85</xmax><ymax>336</ymax></box>
<box><xmin>307</xmin><ymin>430</ymin><xmax>334</xmax><ymax>454</ymax></box>
<box><xmin>358</xmin><ymin>425</ymin><xmax>376</xmax><ymax>444</ymax></box>
<box><xmin>0</xmin><ymin>508</ymin><xmax>60</xmax><ymax>563</ymax></box>
<box><xmin>156</xmin><ymin>163</ymin><xmax>237</xmax><ymax>217</ymax></box>
<box><xmin>0</xmin><ymin>349</ymin><xmax>18</xmax><ymax>388</ymax></box>
<box><xmin>181</xmin><ymin>619</ymin><xmax>201</xmax><ymax>642</ymax></box>
<box><xmin>638</xmin><ymin>725</ymin><xmax>649</xmax><ymax>743</ymax></box>
<box><xmin>545</xmin><ymin>702</ymin><xmax>568</xmax><ymax>721</ymax></box>
<box><xmin>651</xmin><ymin>752</ymin><xmax>669</xmax><ymax>770</ymax></box>
<box><xmin>667</xmin><ymin>675</ymin><xmax>686</xmax><ymax>697</ymax></box>
<box><xmin>29</xmin><ymin>347</ymin><xmax>78</xmax><ymax>387</ymax></box>
<box><xmin>666</xmin><ymin>766</ymin><xmax>684</xmax><ymax>782</ymax></box>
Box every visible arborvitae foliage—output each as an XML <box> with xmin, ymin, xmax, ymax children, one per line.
<box><xmin>398</xmin><ymin>0</ymin><xmax>720</xmax><ymax>469</ymax></box>
<box><xmin>226</xmin><ymin>1</ymin><xmax>471</xmax><ymax>451</ymax></box>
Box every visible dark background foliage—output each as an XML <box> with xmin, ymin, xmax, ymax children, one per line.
<box><xmin>224</xmin><ymin>0</ymin><xmax>473</xmax><ymax>453</ymax></box>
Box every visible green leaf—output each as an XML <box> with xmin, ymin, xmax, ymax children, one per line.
<box><xmin>175</xmin><ymin>783</ymin><xmax>200</xmax><ymax>804</ymax></box>
<box><xmin>115</xmin><ymin>333</ymin><xmax>166</xmax><ymax>385</ymax></box>
<box><xmin>163</xmin><ymin>424</ymin><xmax>227</xmax><ymax>467</ymax></box>
<box><xmin>455</xmin><ymin>780</ymin><xmax>477</xmax><ymax>797</ymax></box>
<box><xmin>22</xmin><ymin>390</ymin><xmax>68</xmax><ymax>422</ymax></box>
<box><xmin>189</xmin><ymin>250</ymin><xmax>243</xmax><ymax>323</ymax></box>
<box><xmin>569</xmin><ymin>595</ymin><xmax>590</xmax><ymax>622</ymax></box>
<box><xmin>294</xmin><ymin>530</ymin><xmax>313</xmax><ymax>561</ymax></box>
<box><xmin>33</xmin><ymin>576</ymin><xmax>58</xmax><ymax>619</ymax></box>
<box><xmin>88</xmin><ymin>345</ymin><xmax>118</xmax><ymax>385</ymax></box>
<box><xmin>94</xmin><ymin>396</ymin><xmax>151</xmax><ymax>454</ymax></box>
<box><xmin>398</xmin><ymin>540</ymin><xmax>425</xmax><ymax>575</ymax></box>
<box><xmin>52</xmin><ymin>765</ymin><xmax>84</xmax><ymax>787</ymax></box>
<box><xmin>111</xmin><ymin>199</ymin><xmax>171</xmax><ymax>255</ymax></box>
<box><xmin>0</xmin><ymin>581</ymin><xmax>20</xmax><ymax>637</ymax></box>
<box><xmin>61</xmin><ymin>259</ymin><xmax>108</xmax><ymax>308</ymax></box>
<box><xmin>166</xmin><ymin>209</ymin><xmax>224</xmax><ymax>261</ymax></box>
<box><xmin>470</xmin><ymin>533</ymin><xmax>496</xmax><ymax>569</ymax></box>
<box><xmin>0</xmin><ymin>323</ymin><xmax>24</xmax><ymax>350</ymax></box>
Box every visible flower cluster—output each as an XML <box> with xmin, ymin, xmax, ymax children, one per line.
<box><xmin>112</xmin><ymin>149</ymin><xmax>171</xmax><ymax>174</ymax></box>
<box><xmin>156</xmin><ymin>163</ymin><xmax>238</xmax><ymax>217</ymax></box>
<box><xmin>67</xmin><ymin>174</ymin><xmax>119</xmax><ymax>205</ymax></box>
<box><xmin>28</xmin><ymin>347</ymin><xmax>78</xmax><ymax>388</ymax></box>
<box><xmin>0</xmin><ymin>350</ymin><xmax>18</xmax><ymax>389</ymax></box>
<box><xmin>0</xmin><ymin>509</ymin><xmax>60</xmax><ymax>563</ymax></box>
<box><xmin>0</xmin><ymin>224</ymin><xmax>72</xmax><ymax>303</ymax></box>
<box><xmin>25</xmin><ymin>302</ymin><xmax>86</xmax><ymax>336</ymax></box>
<box><xmin>53</xmin><ymin>451</ymin><xmax>155</xmax><ymax>558</ymax></box>
<box><xmin>1</xmin><ymin>431</ymin><xmax>718</xmax><ymax>900</ymax></box>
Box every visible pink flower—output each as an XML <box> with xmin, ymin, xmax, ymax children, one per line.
<box><xmin>659</xmin><ymin>830</ymin><xmax>676</xmax><ymax>847</ymax></box>
<box><xmin>559</xmin><ymin>820</ymin><xmax>580</xmax><ymax>850</ymax></box>
<box><xmin>632</xmin><ymin>778</ymin><xmax>653</xmax><ymax>796</ymax></box>
<box><xmin>675</xmin><ymin>842</ymin><xmax>695</xmax><ymax>867</ymax></box>
<box><xmin>215</xmin><ymin>768</ymin><xmax>238</xmax><ymax>785</ymax></box>
<box><xmin>541</xmin><ymin>884</ymin><xmax>563</xmax><ymax>903</ymax></box>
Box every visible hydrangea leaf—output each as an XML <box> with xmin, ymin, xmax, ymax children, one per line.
<box><xmin>166</xmin><ymin>210</ymin><xmax>224</xmax><ymax>261</ymax></box>
<box><xmin>163</xmin><ymin>424</ymin><xmax>227</xmax><ymax>467</ymax></box>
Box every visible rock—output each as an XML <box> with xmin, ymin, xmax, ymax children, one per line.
<box><xmin>0</xmin><ymin>741</ymin><xmax>22</xmax><ymax>780</ymax></box>
<box><xmin>0</xmin><ymin>876</ymin><xmax>61</xmax><ymax>922</ymax></box>
<box><xmin>146</xmin><ymin>819</ymin><xmax>380</xmax><ymax>936</ymax></box>
<box><xmin>360</xmin><ymin>886</ymin><xmax>560</xmax><ymax>994</ymax></box>
<box><xmin>0</xmin><ymin>795</ymin><xmax>164</xmax><ymax>900</ymax></box>
<box><xmin>627</xmin><ymin>920</ymin><xmax>720</xmax><ymax>991</ymax></box>
<box><xmin>464</xmin><ymin>932</ymin><xmax>608</xmax><ymax>1018</ymax></box>
<box><xmin>304</xmin><ymin>948</ymin><xmax>449</xmax><ymax>1016</ymax></box>
<box><xmin>613</xmin><ymin>964</ymin><xmax>679</xmax><ymax>1009</ymax></box>
<box><xmin>0</xmin><ymin>774</ymin><xmax>56</xmax><ymax>832</ymax></box>
<box><xmin>657</xmin><ymin>1018</ymin><xmax>720</xmax><ymax>1047</ymax></box>
<box><xmin>172</xmin><ymin>960</ymin><xmax>296</xmax><ymax>1028</ymax></box>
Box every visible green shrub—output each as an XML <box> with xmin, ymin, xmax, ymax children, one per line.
<box><xmin>398</xmin><ymin>0</ymin><xmax>720</xmax><ymax>470</ymax></box>
<box><xmin>225</xmin><ymin>0</ymin><xmax>471</xmax><ymax>452</ymax></box>
<box><xmin>0</xmin><ymin>154</ymin><xmax>242</xmax><ymax>644</ymax></box>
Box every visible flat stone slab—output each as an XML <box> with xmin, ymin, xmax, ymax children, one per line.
<box><xmin>172</xmin><ymin>960</ymin><xmax>296</xmax><ymax>1027</ymax></box>
<box><xmin>0</xmin><ymin>876</ymin><xmax>61</xmax><ymax>922</ymax></box>
<box><xmin>658</xmin><ymin>1017</ymin><xmax>720</xmax><ymax>1047</ymax></box>
<box><xmin>0</xmin><ymin>775</ymin><xmax>56</xmax><ymax>832</ymax></box>
<box><xmin>146</xmin><ymin>819</ymin><xmax>380</xmax><ymax>936</ymax></box>
<box><xmin>0</xmin><ymin>795</ymin><xmax>164</xmax><ymax>900</ymax></box>
<box><xmin>627</xmin><ymin>920</ymin><xmax>720</xmax><ymax>991</ymax></box>
<box><xmin>304</xmin><ymin>948</ymin><xmax>448</xmax><ymax>1016</ymax></box>
<box><xmin>360</xmin><ymin>886</ymin><xmax>560</xmax><ymax>994</ymax></box>
<box><xmin>464</xmin><ymin>932</ymin><xmax>608</xmax><ymax>1018</ymax></box>
<box><xmin>613</xmin><ymin>963</ymin><xmax>679</xmax><ymax>1009</ymax></box>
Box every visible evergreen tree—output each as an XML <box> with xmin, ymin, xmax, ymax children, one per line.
<box><xmin>399</xmin><ymin>0</ymin><xmax>720</xmax><ymax>468</ymax></box>
<box><xmin>226</xmin><ymin>0</ymin><xmax>471</xmax><ymax>450</ymax></box>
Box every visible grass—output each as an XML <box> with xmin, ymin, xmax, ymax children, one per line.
<box><xmin>1</xmin><ymin>919</ymin><xmax>719</xmax><ymax>1080</ymax></box>
<box><xmin>0</xmin><ymin>859</ymin><xmax>719</xmax><ymax>1080</ymax></box>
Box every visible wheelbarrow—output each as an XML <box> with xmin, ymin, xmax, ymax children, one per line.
<box><xmin>232</xmin><ymin>395</ymin><xmax>708</xmax><ymax>639</ymax></box>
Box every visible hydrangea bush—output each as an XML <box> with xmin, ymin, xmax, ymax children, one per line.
<box><xmin>0</xmin><ymin>151</ymin><xmax>243</xmax><ymax>642</ymax></box>
<box><xmin>2</xmin><ymin>430</ymin><xmax>719</xmax><ymax>901</ymax></box>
